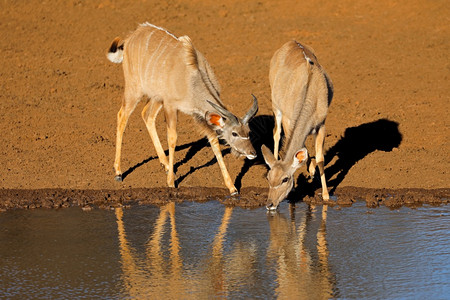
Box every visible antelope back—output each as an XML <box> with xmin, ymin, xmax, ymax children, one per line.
<box><xmin>122</xmin><ymin>24</ymin><xmax>195</xmax><ymax>106</ymax></box>
<box><xmin>269</xmin><ymin>41</ymin><xmax>331</xmax><ymax>145</ymax></box>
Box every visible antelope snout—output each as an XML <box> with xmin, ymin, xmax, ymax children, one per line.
<box><xmin>246</xmin><ymin>150</ymin><xmax>257</xmax><ymax>160</ymax></box>
<box><xmin>266</xmin><ymin>194</ymin><xmax>280</xmax><ymax>211</ymax></box>
<box><xmin>266</xmin><ymin>203</ymin><xmax>279</xmax><ymax>211</ymax></box>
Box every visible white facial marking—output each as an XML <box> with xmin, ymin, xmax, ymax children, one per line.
<box><xmin>246</xmin><ymin>154</ymin><xmax>256</xmax><ymax>160</ymax></box>
<box><xmin>266</xmin><ymin>205</ymin><xmax>278</xmax><ymax>211</ymax></box>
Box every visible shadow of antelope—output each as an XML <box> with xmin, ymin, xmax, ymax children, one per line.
<box><xmin>121</xmin><ymin>117</ymin><xmax>402</xmax><ymax>198</ymax></box>
<box><xmin>234</xmin><ymin>117</ymin><xmax>402</xmax><ymax>200</ymax></box>
<box><xmin>289</xmin><ymin>118</ymin><xmax>403</xmax><ymax>200</ymax></box>
<box><xmin>121</xmin><ymin>137</ymin><xmax>230</xmax><ymax>186</ymax></box>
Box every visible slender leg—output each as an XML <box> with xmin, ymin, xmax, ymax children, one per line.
<box><xmin>315</xmin><ymin>125</ymin><xmax>329</xmax><ymax>200</ymax></box>
<box><xmin>164</xmin><ymin>106</ymin><xmax>178</xmax><ymax>187</ymax></box>
<box><xmin>308</xmin><ymin>157</ymin><xmax>317</xmax><ymax>179</ymax></box>
<box><xmin>142</xmin><ymin>100</ymin><xmax>169</xmax><ymax>171</ymax></box>
<box><xmin>273</xmin><ymin>108</ymin><xmax>282</xmax><ymax>160</ymax></box>
<box><xmin>114</xmin><ymin>90</ymin><xmax>140</xmax><ymax>181</ymax></box>
<box><xmin>208</xmin><ymin>136</ymin><xmax>238</xmax><ymax>195</ymax></box>
<box><xmin>308</xmin><ymin>137</ymin><xmax>317</xmax><ymax>179</ymax></box>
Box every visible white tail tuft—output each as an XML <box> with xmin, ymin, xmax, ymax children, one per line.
<box><xmin>107</xmin><ymin>49</ymin><xmax>123</xmax><ymax>64</ymax></box>
<box><xmin>107</xmin><ymin>37</ymin><xmax>124</xmax><ymax>63</ymax></box>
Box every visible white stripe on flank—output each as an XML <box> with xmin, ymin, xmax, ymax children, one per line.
<box><xmin>140</xmin><ymin>31</ymin><xmax>156</xmax><ymax>84</ymax></box>
<box><xmin>144</xmin><ymin>37</ymin><xmax>165</xmax><ymax>85</ymax></box>
<box><xmin>141</xmin><ymin>22</ymin><xmax>178</xmax><ymax>40</ymax></box>
<box><xmin>145</xmin><ymin>31</ymin><xmax>156</xmax><ymax>52</ymax></box>
<box><xmin>160</xmin><ymin>43</ymin><xmax>178</xmax><ymax>81</ymax></box>
<box><xmin>151</xmin><ymin>43</ymin><xmax>170</xmax><ymax>87</ymax></box>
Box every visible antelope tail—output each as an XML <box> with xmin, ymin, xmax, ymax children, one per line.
<box><xmin>107</xmin><ymin>37</ymin><xmax>124</xmax><ymax>64</ymax></box>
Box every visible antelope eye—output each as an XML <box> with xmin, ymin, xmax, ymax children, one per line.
<box><xmin>282</xmin><ymin>177</ymin><xmax>289</xmax><ymax>183</ymax></box>
<box><xmin>232</xmin><ymin>132</ymin><xmax>238</xmax><ymax>137</ymax></box>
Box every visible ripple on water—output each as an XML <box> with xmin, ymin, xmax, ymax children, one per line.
<box><xmin>0</xmin><ymin>201</ymin><xmax>448</xmax><ymax>298</ymax></box>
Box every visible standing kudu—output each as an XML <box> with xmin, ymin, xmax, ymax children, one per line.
<box><xmin>262</xmin><ymin>41</ymin><xmax>333</xmax><ymax>210</ymax></box>
<box><xmin>107</xmin><ymin>23</ymin><xmax>258</xmax><ymax>195</ymax></box>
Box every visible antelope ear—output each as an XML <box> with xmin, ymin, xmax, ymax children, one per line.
<box><xmin>261</xmin><ymin>145</ymin><xmax>276</xmax><ymax>169</ymax></box>
<box><xmin>206</xmin><ymin>112</ymin><xmax>225</xmax><ymax>129</ymax></box>
<box><xmin>292</xmin><ymin>148</ymin><xmax>308</xmax><ymax>170</ymax></box>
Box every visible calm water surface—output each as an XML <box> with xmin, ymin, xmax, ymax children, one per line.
<box><xmin>0</xmin><ymin>201</ymin><xmax>449</xmax><ymax>299</ymax></box>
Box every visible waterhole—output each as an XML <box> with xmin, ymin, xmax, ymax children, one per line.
<box><xmin>1</xmin><ymin>201</ymin><xmax>449</xmax><ymax>298</ymax></box>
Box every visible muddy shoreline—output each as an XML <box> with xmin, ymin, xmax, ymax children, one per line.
<box><xmin>0</xmin><ymin>186</ymin><xmax>448</xmax><ymax>212</ymax></box>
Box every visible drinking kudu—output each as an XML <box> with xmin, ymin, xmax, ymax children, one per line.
<box><xmin>262</xmin><ymin>41</ymin><xmax>333</xmax><ymax>210</ymax></box>
<box><xmin>107</xmin><ymin>23</ymin><xmax>258</xmax><ymax>195</ymax></box>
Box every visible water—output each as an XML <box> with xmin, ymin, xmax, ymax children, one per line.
<box><xmin>0</xmin><ymin>201</ymin><xmax>449</xmax><ymax>299</ymax></box>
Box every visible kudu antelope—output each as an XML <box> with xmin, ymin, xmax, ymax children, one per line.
<box><xmin>107</xmin><ymin>23</ymin><xmax>258</xmax><ymax>194</ymax></box>
<box><xmin>262</xmin><ymin>41</ymin><xmax>333</xmax><ymax>210</ymax></box>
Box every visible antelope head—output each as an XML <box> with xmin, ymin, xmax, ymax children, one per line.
<box><xmin>206</xmin><ymin>95</ymin><xmax>258</xmax><ymax>160</ymax></box>
<box><xmin>261</xmin><ymin>145</ymin><xmax>308</xmax><ymax>210</ymax></box>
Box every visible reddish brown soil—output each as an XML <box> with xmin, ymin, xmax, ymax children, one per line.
<box><xmin>0</xmin><ymin>0</ymin><xmax>448</xmax><ymax>210</ymax></box>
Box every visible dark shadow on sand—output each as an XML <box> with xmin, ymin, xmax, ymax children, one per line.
<box><xmin>121</xmin><ymin>137</ymin><xmax>209</xmax><ymax>181</ymax></box>
<box><xmin>121</xmin><ymin>118</ymin><xmax>401</xmax><ymax>197</ymax></box>
<box><xmin>325</xmin><ymin>119</ymin><xmax>402</xmax><ymax>192</ymax></box>
<box><xmin>123</xmin><ymin>115</ymin><xmax>280</xmax><ymax>190</ymax></box>
<box><xmin>234</xmin><ymin>115</ymin><xmax>276</xmax><ymax>191</ymax></box>
<box><xmin>289</xmin><ymin>118</ymin><xmax>403</xmax><ymax>201</ymax></box>
<box><xmin>175</xmin><ymin>148</ymin><xmax>231</xmax><ymax>187</ymax></box>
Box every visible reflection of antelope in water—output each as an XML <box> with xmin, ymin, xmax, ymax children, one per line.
<box><xmin>197</xmin><ymin>206</ymin><xmax>258</xmax><ymax>297</ymax></box>
<box><xmin>267</xmin><ymin>205</ymin><xmax>337</xmax><ymax>298</ymax></box>
<box><xmin>115</xmin><ymin>204</ymin><xmax>257</xmax><ymax>298</ymax></box>
<box><xmin>115</xmin><ymin>203</ymin><xmax>187</xmax><ymax>298</ymax></box>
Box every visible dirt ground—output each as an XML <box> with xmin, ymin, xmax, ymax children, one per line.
<box><xmin>0</xmin><ymin>0</ymin><xmax>448</xmax><ymax>210</ymax></box>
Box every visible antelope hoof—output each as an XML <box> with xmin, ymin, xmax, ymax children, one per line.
<box><xmin>167</xmin><ymin>178</ymin><xmax>175</xmax><ymax>188</ymax></box>
<box><xmin>226</xmin><ymin>192</ymin><xmax>240</xmax><ymax>201</ymax></box>
<box><xmin>161</xmin><ymin>163</ymin><xmax>169</xmax><ymax>173</ymax></box>
<box><xmin>114</xmin><ymin>175</ymin><xmax>123</xmax><ymax>182</ymax></box>
<box><xmin>321</xmin><ymin>192</ymin><xmax>330</xmax><ymax>201</ymax></box>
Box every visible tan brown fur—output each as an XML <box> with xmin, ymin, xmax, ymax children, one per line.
<box><xmin>107</xmin><ymin>23</ymin><xmax>258</xmax><ymax>194</ymax></box>
<box><xmin>262</xmin><ymin>40</ymin><xmax>333</xmax><ymax>209</ymax></box>
<box><xmin>179</xmin><ymin>36</ymin><xmax>198</xmax><ymax>68</ymax></box>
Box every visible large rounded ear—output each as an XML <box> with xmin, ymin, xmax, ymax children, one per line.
<box><xmin>205</xmin><ymin>112</ymin><xmax>225</xmax><ymax>130</ymax></box>
<box><xmin>291</xmin><ymin>148</ymin><xmax>308</xmax><ymax>170</ymax></box>
<box><xmin>261</xmin><ymin>145</ymin><xmax>276</xmax><ymax>169</ymax></box>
